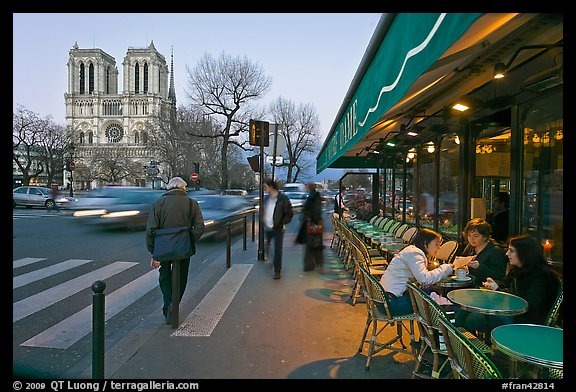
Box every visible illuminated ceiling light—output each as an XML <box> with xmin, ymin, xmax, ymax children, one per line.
<box><xmin>542</xmin><ymin>132</ymin><xmax>550</xmax><ymax>144</ymax></box>
<box><xmin>454</xmin><ymin>135</ymin><xmax>460</xmax><ymax>144</ymax></box>
<box><xmin>386</xmin><ymin>142</ymin><xmax>395</xmax><ymax>147</ymax></box>
<box><xmin>493</xmin><ymin>62</ymin><xmax>506</xmax><ymax>79</ymax></box>
<box><xmin>407</xmin><ymin>131</ymin><xmax>418</xmax><ymax>137</ymax></box>
<box><xmin>427</xmin><ymin>144</ymin><xmax>435</xmax><ymax>153</ymax></box>
<box><xmin>476</xmin><ymin>145</ymin><xmax>481</xmax><ymax>154</ymax></box>
<box><xmin>407</xmin><ymin>152</ymin><xmax>415</xmax><ymax>159</ymax></box>
<box><xmin>532</xmin><ymin>134</ymin><xmax>540</xmax><ymax>143</ymax></box>
<box><xmin>452</xmin><ymin>103</ymin><xmax>469</xmax><ymax>112</ymax></box>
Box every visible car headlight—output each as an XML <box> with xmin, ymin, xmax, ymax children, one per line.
<box><xmin>102</xmin><ymin>210</ymin><xmax>141</xmax><ymax>218</ymax></box>
<box><xmin>73</xmin><ymin>209</ymin><xmax>108</xmax><ymax>217</ymax></box>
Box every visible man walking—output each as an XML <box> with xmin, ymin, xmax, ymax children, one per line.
<box><xmin>146</xmin><ymin>177</ymin><xmax>205</xmax><ymax>323</ymax></box>
<box><xmin>263</xmin><ymin>178</ymin><xmax>293</xmax><ymax>279</ymax></box>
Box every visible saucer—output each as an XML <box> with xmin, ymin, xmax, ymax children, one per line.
<box><xmin>452</xmin><ymin>276</ymin><xmax>471</xmax><ymax>282</ymax></box>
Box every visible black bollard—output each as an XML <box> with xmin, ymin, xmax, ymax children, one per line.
<box><xmin>226</xmin><ymin>222</ymin><xmax>231</xmax><ymax>268</ymax></box>
<box><xmin>252</xmin><ymin>211</ymin><xmax>256</xmax><ymax>242</ymax></box>
<box><xmin>243</xmin><ymin>215</ymin><xmax>247</xmax><ymax>250</ymax></box>
<box><xmin>92</xmin><ymin>280</ymin><xmax>106</xmax><ymax>379</ymax></box>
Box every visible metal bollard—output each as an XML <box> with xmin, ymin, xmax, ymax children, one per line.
<box><xmin>243</xmin><ymin>215</ymin><xmax>247</xmax><ymax>250</ymax></box>
<box><xmin>252</xmin><ymin>211</ymin><xmax>256</xmax><ymax>242</ymax></box>
<box><xmin>92</xmin><ymin>280</ymin><xmax>106</xmax><ymax>379</ymax></box>
<box><xmin>226</xmin><ymin>222</ymin><xmax>231</xmax><ymax>268</ymax></box>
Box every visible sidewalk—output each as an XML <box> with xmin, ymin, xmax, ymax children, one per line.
<box><xmin>88</xmin><ymin>232</ymin><xmax>415</xmax><ymax>380</ymax></box>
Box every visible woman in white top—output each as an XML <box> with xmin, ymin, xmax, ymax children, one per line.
<box><xmin>379</xmin><ymin>228</ymin><xmax>457</xmax><ymax>316</ymax></box>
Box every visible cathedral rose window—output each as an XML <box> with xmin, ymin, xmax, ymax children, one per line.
<box><xmin>105</xmin><ymin>124</ymin><xmax>124</xmax><ymax>143</ymax></box>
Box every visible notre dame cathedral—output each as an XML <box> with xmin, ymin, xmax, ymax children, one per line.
<box><xmin>64</xmin><ymin>41</ymin><xmax>175</xmax><ymax>189</ymax></box>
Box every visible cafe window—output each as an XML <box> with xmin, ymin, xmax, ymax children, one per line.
<box><xmin>417</xmin><ymin>142</ymin><xmax>436</xmax><ymax>229</ymax></box>
<box><xmin>520</xmin><ymin>91</ymin><xmax>563</xmax><ymax>265</ymax></box>
<box><xmin>404</xmin><ymin>149</ymin><xmax>417</xmax><ymax>225</ymax></box>
<box><xmin>438</xmin><ymin>134</ymin><xmax>461</xmax><ymax>238</ymax></box>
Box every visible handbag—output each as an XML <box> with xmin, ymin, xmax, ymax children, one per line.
<box><xmin>306</xmin><ymin>218</ymin><xmax>324</xmax><ymax>235</ymax></box>
<box><xmin>152</xmin><ymin>225</ymin><xmax>195</xmax><ymax>262</ymax></box>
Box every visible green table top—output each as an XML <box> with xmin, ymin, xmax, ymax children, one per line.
<box><xmin>491</xmin><ymin>324</ymin><xmax>563</xmax><ymax>368</ymax></box>
<box><xmin>447</xmin><ymin>289</ymin><xmax>528</xmax><ymax>316</ymax></box>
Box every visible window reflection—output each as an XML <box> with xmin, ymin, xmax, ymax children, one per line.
<box><xmin>439</xmin><ymin>134</ymin><xmax>460</xmax><ymax>237</ymax></box>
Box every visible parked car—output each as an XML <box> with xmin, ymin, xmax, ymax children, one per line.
<box><xmin>193</xmin><ymin>195</ymin><xmax>255</xmax><ymax>239</ymax></box>
<box><xmin>71</xmin><ymin>187</ymin><xmax>164</xmax><ymax>229</ymax></box>
<box><xmin>13</xmin><ymin>186</ymin><xmax>76</xmax><ymax>209</ymax></box>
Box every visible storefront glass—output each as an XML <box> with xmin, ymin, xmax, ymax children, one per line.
<box><xmin>417</xmin><ymin>143</ymin><xmax>436</xmax><ymax>229</ymax></box>
<box><xmin>439</xmin><ymin>134</ymin><xmax>460</xmax><ymax>237</ymax></box>
<box><xmin>520</xmin><ymin>91</ymin><xmax>563</xmax><ymax>265</ymax></box>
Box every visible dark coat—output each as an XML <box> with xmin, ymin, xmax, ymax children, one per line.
<box><xmin>269</xmin><ymin>191</ymin><xmax>294</xmax><ymax>230</ymax></box>
<box><xmin>496</xmin><ymin>264</ymin><xmax>560</xmax><ymax>325</ymax></box>
<box><xmin>462</xmin><ymin>241</ymin><xmax>508</xmax><ymax>286</ymax></box>
<box><xmin>297</xmin><ymin>191</ymin><xmax>323</xmax><ymax>249</ymax></box>
<box><xmin>145</xmin><ymin>188</ymin><xmax>205</xmax><ymax>254</ymax></box>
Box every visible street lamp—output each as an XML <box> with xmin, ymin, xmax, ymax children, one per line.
<box><xmin>68</xmin><ymin>142</ymin><xmax>76</xmax><ymax>197</ymax></box>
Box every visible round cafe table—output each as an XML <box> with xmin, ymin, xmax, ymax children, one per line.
<box><xmin>434</xmin><ymin>275</ymin><xmax>476</xmax><ymax>296</ymax></box>
<box><xmin>491</xmin><ymin>324</ymin><xmax>563</xmax><ymax>378</ymax></box>
<box><xmin>447</xmin><ymin>288</ymin><xmax>528</xmax><ymax>343</ymax></box>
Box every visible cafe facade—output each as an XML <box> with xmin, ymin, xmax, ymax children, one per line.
<box><xmin>317</xmin><ymin>13</ymin><xmax>563</xmax><ymax>271</ymax></box>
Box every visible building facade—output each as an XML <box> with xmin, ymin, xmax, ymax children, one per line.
<box><xmin>64</xmin><ymin>41</ymin><xmax>176</xmax><ymax>189</ymax></box>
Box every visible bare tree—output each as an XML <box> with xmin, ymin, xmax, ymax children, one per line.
<box><xmin>13</xmin><ymin>105</ymin><xmax>66</xmax><ymax>186</ymax></box>
<box><xmin>185</xmin><ymin>52</ymin><xmax>272</xmax><ymax>190</ymax></box>
<box><xmin>37</xmin><ymin>122</ymin><xmax>68</xmax><ymax>187</ymax></box>
<box><xmin>90</xmin><ymin>148</ymin><xmax>141</xmax><ymax>184</ymax></box>
<box><xmin>268</xmin><ymin>97</ymin><xmax>321</xmax><ymax>183</ymax></box>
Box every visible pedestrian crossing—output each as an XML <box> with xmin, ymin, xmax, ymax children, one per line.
<box><xmin>13</xmin><ymin>246</ymin><xmax>252</xmax><ymax>353</ymax></box>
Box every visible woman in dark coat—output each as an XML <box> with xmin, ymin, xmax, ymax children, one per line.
<box><xmin>460</xmin><ymin>218</ymin><xmax>508</xmax><ymax>287</ymax></box>
<box><xmin>299</xmin><ymin>182</ymin><xmax>325</xmax><ymax>271</ymax></box>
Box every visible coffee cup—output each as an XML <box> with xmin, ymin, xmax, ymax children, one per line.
<box><xmin>455</xmin><ymin>269</ymin><xmax>469</xmax><ymax>280</ymax></box>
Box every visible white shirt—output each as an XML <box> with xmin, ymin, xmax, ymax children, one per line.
<box><xmin>264</xmin><ymin>194</ymin><xmax>277</xmax><ymax>230</ymax></box>
<box><xmin>379</xmin><ymin>245</ymin><xmax>453</xmax><ymax>297</ymax></box>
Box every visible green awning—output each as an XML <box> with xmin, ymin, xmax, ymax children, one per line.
<box><xmin>317</xmin><ymin>13</ymin><xmax>482</xmax><ymax>173</ymax></box>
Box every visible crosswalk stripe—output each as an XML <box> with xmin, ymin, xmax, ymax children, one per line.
<box><xmin>13</xmin><ymin>259</ymin><xmax>92</xmax><ymax>289</ymax></box>
<box><xmin>21</xmin><ymin>270</ymin><xmax>159</xmax><ymax>349</ymax></box>
<box><xmin>13</xmin><ymin>258</ymin><xmax>46</xmax><ymax>269</ymax></box>
<box><xmin>173</xmin><ymin>263</ymin><xmax>252</xmax><ymax>337</ymax></box>
<box><xmin>13</xmin><ymin>261</ymin><xmax>137</xmax><ymax>323</ymax></box>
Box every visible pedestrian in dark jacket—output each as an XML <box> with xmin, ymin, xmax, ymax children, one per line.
<box><xmin>262</xmin><ymin>178</ymin><xmax>293</xmax><ymax>279</ymax></box>
<box><xmin>299</xmin><ymin>182</ymin><xmax>324</xmax><ymax>271</ymax></box>
<box><xmin>146</xmin><ymin>177</ymin><xmax>205</xmax><ymax>323</ymax></box>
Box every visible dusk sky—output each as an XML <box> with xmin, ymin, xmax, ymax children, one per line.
<box><xmin>13</xmin><ymin>13</ymin><xmax>382</xmax><ymax>179</ymax></box>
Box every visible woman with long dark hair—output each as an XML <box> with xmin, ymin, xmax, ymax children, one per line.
<box><xmin>457</xmin><ymin>234</ymin><xmax>560</xmax><ymax>332</ymax></box>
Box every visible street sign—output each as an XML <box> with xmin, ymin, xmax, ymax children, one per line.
<box><xmin>265</xmin><ymin>124</ymin><xmax>286</xmax><ymax>155</ymax></box>
<box><xmin>190</xmin><ymin>172</ymin><xmax>199</xmax><ymax>181</ymax></box>
<box><xmin>265</xmin><ymin>156</ymin><xmax>284</xmax><ymax>165</ymax></box>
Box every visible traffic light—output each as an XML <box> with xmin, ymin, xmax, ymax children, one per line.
<box><xmin>249</xmin><ymin>120</ymin><xmax>270</xmax><ymax>146</ymax></box>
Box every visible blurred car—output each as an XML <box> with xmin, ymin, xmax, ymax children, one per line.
<box><xmin>13</xmin><ymin>186</ymin><xmax>76</xmax><ymax>209</ymax></box>
<box><xmin>284</xmin><ymin>191</ymin><xmax>308</xmax><ymax>213</ymax></box>
<box><xmin>71</xmin><ymin>187</ymin><xmax>164</xmax><ymax>229</ymax></box>
<box><xmin>193</xmin><ymin>195</ymin><xmax>255</xmax><ymax>239</ymax></box>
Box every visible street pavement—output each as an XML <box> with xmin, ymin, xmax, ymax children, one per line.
<box><xmin>81</xmin><ymin>230</ymin><xmax>416</xmax><ymax>380</ymax></box>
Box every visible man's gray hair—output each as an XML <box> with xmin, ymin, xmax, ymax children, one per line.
<box><xmin>167</xmin><ymin>176</ymin><xmax>187</xmax><ymax>190</ymax></box>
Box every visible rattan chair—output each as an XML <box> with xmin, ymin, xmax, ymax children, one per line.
<box><xmin>545</xmin><ymin>283</ymin><xmax>563</xmax><ymax>328</ymax></box>
<box><xmin>438</xmin><ymin>316</ymin><xmax>502</xmax><ymax>379</ymax></box>
<box><xmin>432</xmin><ymin>240</ymin><xmax>458</xmax><ymax>265</ymax></box>
<box><xmin>357</xmin><ymin>265</ymin><xmax>416</xmax><ymax>370</ymax></box>
<box><xmin>406</xmin><ymin>281</ymin><xmax>493</xmax><ymax>379</ymax></box>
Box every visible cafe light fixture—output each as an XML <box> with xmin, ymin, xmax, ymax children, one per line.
<box><xmin>493</xmin><ymin>62</ymin><xmax>506</xmax><ymax>79</ymax></box>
